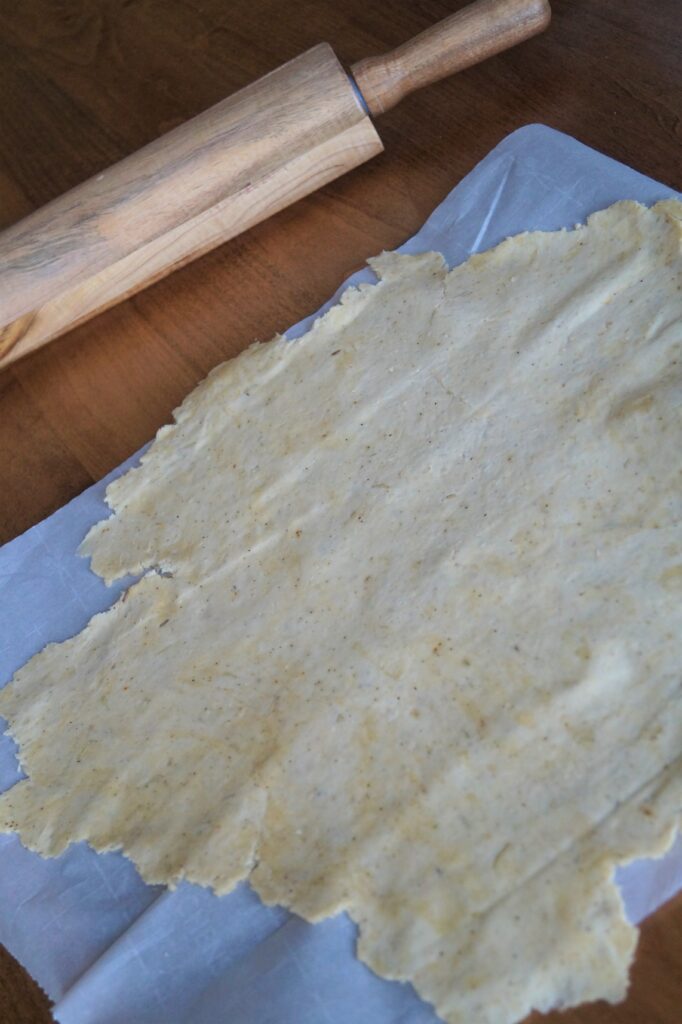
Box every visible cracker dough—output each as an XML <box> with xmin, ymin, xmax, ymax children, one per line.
<box><xmin>1</xmin><ymin>200</ymin><xmax>681</xmax><ymax>1024</ymax></box>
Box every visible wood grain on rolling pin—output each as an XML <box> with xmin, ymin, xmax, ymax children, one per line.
<box><xmin>0</xmin><ymin>43</ymin><xmax>381</xmax><ymax>360</ymax></box>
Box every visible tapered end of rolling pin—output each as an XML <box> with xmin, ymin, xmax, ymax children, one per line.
<box><xmin>351</xmin><ymin>0</ymin><xmax>551</xmax><ymax>116</ymax></box>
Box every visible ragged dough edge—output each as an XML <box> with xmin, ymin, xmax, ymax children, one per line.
<box><xmin>2</xmin><ymin>715</ymin><xmax>677</xmax><ymax>1024</ymax></box>
<box><xmin>403</xmin><ymin>779</ymin><xmax>682</xmax><ymax>1023</ymax></box>
<box><xmin>1</xmin><ymin>675</ymin><xmax>679</xmax><ymax>1024</ymax></box>
<box><xmin>247</xmin><ymin>763</ymin><xmax>682</xmax><ymax>1023</ymax></box>
<box><xmin>79</xmin><ymin>250</ymin><xmax>447</xmax><ymax>584</ymax></box>
<box><xmin>80</xmin><ymin>199</ymin><xmax>681</xmax><ymax>586</ymax></box>
<box><xmin>1</xmin><ymin>197</ymin><xmax>680</xmax><ymax>1024</ymax></box>
<box><xmin>0</xmin><ymin>571</ymin><xmax>177</xmax><ymax>787</ymax></box>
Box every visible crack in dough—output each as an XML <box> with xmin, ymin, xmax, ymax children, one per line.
<box><xmin>1</xmin><ymin>200</ymin><xmax>681</xmax><ymax>1024</ymax></box>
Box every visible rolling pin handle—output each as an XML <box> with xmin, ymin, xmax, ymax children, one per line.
<box><xmin>351</xmin><ymin>0</ymin><xmax>551</xmax><ymax>117</ymax></box>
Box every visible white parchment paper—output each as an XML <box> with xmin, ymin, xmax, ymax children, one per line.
<box><xmin>1</xmin><ymin>125</ymin><xmax>680</xmax><ymax>1024</ymax></box>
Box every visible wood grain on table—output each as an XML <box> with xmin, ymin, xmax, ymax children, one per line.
<box><xmin>0</xmin><ymin>1</ymin><xmax>680</xmax><ymax>1021</ymax></box>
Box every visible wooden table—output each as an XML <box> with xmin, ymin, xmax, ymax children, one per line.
<box><xmin>0</xmin><ymin>1</ymin><xmax>680</xmax><ymax>1021</ymax></box>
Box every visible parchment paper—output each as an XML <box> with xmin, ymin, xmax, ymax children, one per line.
<box><xmin>1</xmin><ymin>125</ymin><xmax>680</xmax><ymax>1024</ymax></box>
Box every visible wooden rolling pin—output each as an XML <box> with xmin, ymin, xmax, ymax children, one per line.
<box><xmin>0</xmin><ymin>0</ymin><xmax>550</xmax><ymax>368</ymax></box>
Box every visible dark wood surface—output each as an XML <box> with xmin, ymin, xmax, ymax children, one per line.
<box><xmin>0</xmin><ymin>1</ymin><xmax>680</xmax><ymax>1021</ymax></box>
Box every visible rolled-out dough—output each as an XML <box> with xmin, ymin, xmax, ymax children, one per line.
<box><xmin>1</xmin><ymin>200</ymin><xmax>681</xmax><ymax>1024</ymax></box>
